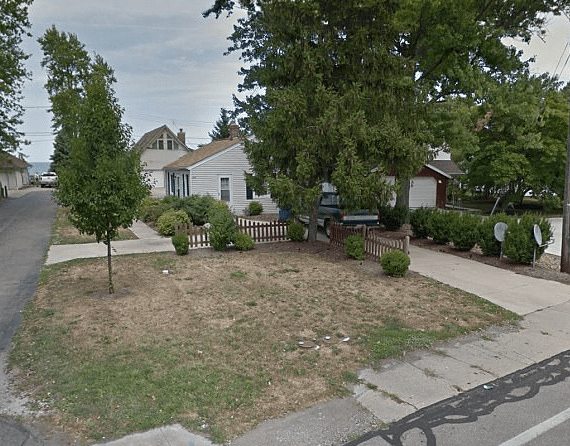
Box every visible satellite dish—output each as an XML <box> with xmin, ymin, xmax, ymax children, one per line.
<box><xmin>533</xmin><ymin>224</ymin><xmax>542</xmax><ymax>246</ymax></box>
<box><xmin>494</xmin><ymin>222</ymin><xmax>508</xmax><ymax>242</ymax></box>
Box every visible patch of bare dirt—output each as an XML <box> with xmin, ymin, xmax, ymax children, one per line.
<box><xmin>13</xmin><ymin>244</ymin><xmax>516</xmax><ymax>441</ymax></box>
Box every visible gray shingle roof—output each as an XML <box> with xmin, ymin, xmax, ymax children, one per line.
<box><xmin>164</xmin><ymin>137</ymin><xmax>244</xmax><ymax>169</ymax></box>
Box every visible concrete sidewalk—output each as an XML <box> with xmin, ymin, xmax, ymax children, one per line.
<box><xmin>41</xmin><ymin>222</ymin><xmax>570</xmax><ymax>446</ymax></box>
<box><xmin>46</xmin><ymin>220</ymin><xmax>176</xmax><ymax>265</ymax></box>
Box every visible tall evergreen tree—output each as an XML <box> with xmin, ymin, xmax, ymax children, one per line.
<box><xmin>0</xmin><ymin>0</ymin><xmax>32</xmax><ymax>154</ymax></box>
<box><xmin>206</xmin><ymin>0</ymin><xmax>570</xmax><ymax>231</ymax></box>
<box><xmin>209</xmin><ymin>108</ymin><xmax>233</xmax><ymax>140</ymax></box>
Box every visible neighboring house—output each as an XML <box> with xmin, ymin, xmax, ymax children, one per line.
<box><xmin>0</xmin><ymin>151</ymin><xmax>30</xmax><ymax>191</ymax></box>
<box><xmin>134</xmin><ymin>125</ymin><xmax>192</xmax><ymax>196</ymax></box>
<box><xmin>164</xmin><ymin>124</ymin><xmax>278</xmax><ymax>215</ymax></box>
<box><xmin>387</xmin><ymin>160</ymin><xmax>463</xmax><ymax>209</ymax></box>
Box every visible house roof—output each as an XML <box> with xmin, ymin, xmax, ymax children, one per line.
<box><xmin>164</xmin><ymin>137</ymin><xmax>244</xmax><ymax>169</ymax></box>
<box><xmin>133</xmin><ymin>125</ymin><xmax>191</xmax><ymax>152</ymax></box>
<box><xmin>0</xmin><ymin>151</ymin><xmax>30</xmax><ymax>169</ymax></box>
<box><xmin>428</xmin><ymin>159</ymin><xmax>464</xmax><ymax>177</ymax></box>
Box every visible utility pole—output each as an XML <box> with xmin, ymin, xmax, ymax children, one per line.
<box><xmin>561</xmin><ymin>87</ymin><xmax>570</xmax><ymax>273</ymax></box>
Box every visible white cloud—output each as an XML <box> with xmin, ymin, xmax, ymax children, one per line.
<box><xmin>17</xmin><ymin>3</ymin><xmax>569</xmax><ymax>162</ymax></box>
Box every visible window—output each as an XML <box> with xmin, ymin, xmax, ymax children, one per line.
<box><xmin>158</xmin><ymin>139</ymin><xmax>164</xmax><ymax>150</ymax></box>
<box><xmin>167</xmin><ymin>138</ymin><xmax>173</xmax><ymax>150</ymax></box>
<box><xmin>220</xmin><ymin>177</ymin><xmax>230</xmax><ymax>202</ymax></box>
<box><xmin>246</xmin><ymin>185</ymin><xmax>253</xmax><ymax>200</ymax></box>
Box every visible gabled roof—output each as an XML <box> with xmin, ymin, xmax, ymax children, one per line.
<box><xmin>133</xmin><ymin>125</ymin><xmax>191</xmax><ymax>152</ymax></box>
<box><xmin>164</xmin><ymin>137</ymin><xmax>244</xmax><ymax>169</ymax></box>
<box><xmin>428</xmin><ymin>159</ymin><xmax>464</xmax><ymax>177</ymax></box>
<box><xmin>0</xmin><ymin>151</ymin><xmax>30</xmax><ymax>169</ymax></box>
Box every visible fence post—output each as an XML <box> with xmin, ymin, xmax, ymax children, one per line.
<box><xmin>404</xmin><ymin>235</ymin><xmax>410</xmax><ymax>256</ymax></box>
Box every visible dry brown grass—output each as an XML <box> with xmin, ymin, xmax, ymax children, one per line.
<box><xmin>11</xmin><ymin>248</ymin><xmax>518</xmax><ymax>442</ymax></box>
<box><xmin>51</xmin><ymin>207</ymin><xmax>137</xmax><ymax>245</ymax></box>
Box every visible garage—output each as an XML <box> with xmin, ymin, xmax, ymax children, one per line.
<box><xmin>409</xmin><ymin>177</ymin><xmax>437</xmax><ymax>208</ymax></box>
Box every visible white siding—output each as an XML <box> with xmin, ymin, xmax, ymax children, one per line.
<box><xmin>386</xmin><ymin>176</ymin><xmax>437</xmax><ymax>209</ymax></box>
<box><xmin>0</xmin><ymin>169</ymin><xmax>29</xmax><ymax>190</ymax></box>
<box><xmin>409</xmin><ymin>177</ymin><xmax>437</xmax><ymax>209</ymax></box>
<box><xmin>186</xmin><ymin>144</ymin><xmax>278</xmax><ymax>215</ymax></box>
<box><xmin>141</xmin><ymin>147</ymin><xmax>188</xmax><ymax>190</ymax></box>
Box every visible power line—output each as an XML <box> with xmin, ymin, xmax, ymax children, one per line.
<box><xmin>553</xmin><ymin>42</ymin><xmax>569</xmax><ymax>78</ymax></box>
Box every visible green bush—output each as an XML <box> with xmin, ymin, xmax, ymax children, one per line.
<box><xmin>427</xmin><ymin>211</ymin><xmax>452</xmax><ymax>244</ymax></box>
<box><xmin>477</xmin><ymin>213</ymin><xmax>512</xmax><ymax>257</ymax></box>
<box><xmin>287</xmin><ymin>222</ymin><xmax>306</xmax><ymax>241</ymax></box>
<box><xmin>171</xmin><ymin>232</ymin><xmax>190</xmax><ymax>255</ymax></box>
<box><xmin>207</xmin><ymin>200</ymin><xmax>237</xmax><ymax>251</ymax></box>
<box><xmin>173</xmin><ymin>195</ymin><xmax>216</xmax><ymax>226</ymax></box>
<box><xmin>410</xmin><ymin>207</ymin><xmax>436</xmax><ymax>239</ymax></box>
<box><xmin>450</xmin><ymin>213</ymin><xmax>481</xmax><ymax>251</ymax></box>
<box><xmin>140</xmin><ymin>198</ymin><xmax>172</xmax><ymax>223</ymax></box>
<box><xmin>344</xmin><ymin>234</ymin><xmax>366</xmax><ymax>260</ymax></box>
<box><xmin>378</xmin><ymin>205</ymin><xmax>408</xmax><ymax>231</ymax></box>
<box><xmin>248</xmin><ymin>201</ymin><xmax>263</xmax><ymax>216</ymax></box>
<box><xmin>156</xmin><ymin>209</ymin><xmax>191</xmax><ymax>236</ymax></box>
<box><xmin>380</xmin><ymin>250</ymin><xmax>411</xmax><ymax>277</ymax></box>
<box><xmin>235</xmin><ymin>232</ymin><xmax>255</xmax><ymax>251</ymax></box>
<box><xmin>540</xmin><ymin>193</ymin><xmax>562</xmax><ymax>213</ymax></box>
<box><xmin>503</xmin><ymin>214</ymin><xmax>552</xmax><ymax>265</ymax></box>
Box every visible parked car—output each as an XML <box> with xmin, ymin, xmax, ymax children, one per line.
<box><xmin>300</xmin><ymin>192</ymin><xmax>380</xmax><ymax>237</ymax></box>
<box><xmin>39</xmin><ymin>172</ymin><xmax>58</xmax><ymax>188</ymax></box>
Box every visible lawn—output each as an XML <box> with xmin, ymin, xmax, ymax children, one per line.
<box><xmin>51</xmin><ymin>207</ymin><xmax>138</xmax><ymax>244</ymax></box>
<box><xmin>10</xmin><ymin>248</ymin><xmax>519</xmax><ymax>444</ymax></box>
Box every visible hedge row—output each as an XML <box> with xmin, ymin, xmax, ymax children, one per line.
<box><xmin>409</xmin><ymin>208</ymin><xmax>552</xmax><ymax>265</ymax></box>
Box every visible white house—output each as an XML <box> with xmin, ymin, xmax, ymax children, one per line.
<box><xmin>163</xmin><ymin>125</ymin><xmax>278</xmax><ymax>215</ymax></box>
<box><xmin>134</xmin><ymin>125</ymin><xmax>192</xmax><ymax>197</ymax></box>
<box><xmin>0</xmin><ymin>151</ymin><xmax>30</xmax><ymax>192</ymax></box>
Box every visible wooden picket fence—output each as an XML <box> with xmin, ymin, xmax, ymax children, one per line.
<box><xmin>329</xmin><ymin>222</ymin><xmax>410</xmax><ymax>260</ymax></box>
<box><xmin>174</xmin><ymin>217</ymin><xmax>288</xmax><ymax>249</ymax></box>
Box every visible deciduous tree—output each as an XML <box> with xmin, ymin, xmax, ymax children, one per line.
<box><xmin>42</xmin><ymin>30</ymin><xmax>150</xmax><ymax>294</ymax></box>
<box><xmin>0</xmin><ymin>0</ymin><xmax>32</xmax><ymax>153</ymax></box>
<box><xmin>38</xmin><ymin>25</ymin><xmax>91</xmax><ymax>172</ymax></box>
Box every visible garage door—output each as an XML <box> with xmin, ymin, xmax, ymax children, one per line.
<box><xmin>409</xmin><ymin>177</ymin><xmax>436</xmax><ymax>208</ymax></box>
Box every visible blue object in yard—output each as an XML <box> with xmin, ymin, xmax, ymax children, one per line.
<box><xmin>278</xmin><ymin>207</ymin><xmax>291</xmax><ymax>222</ymax></box>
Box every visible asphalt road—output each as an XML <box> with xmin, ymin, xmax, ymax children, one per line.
<box><xmin>0</xmin><ymin>189</ymin><xmax>71</xmax><ymax>446</ymax></box>
<box><xmin>0</xmin><ymin>189</ymin><xmax>56</xmax><ymax>352</ymax></box>
<box><xmin>344</xmin><ymin>350</ymin><xmax>570</xmax><ymax>446</ymax></box>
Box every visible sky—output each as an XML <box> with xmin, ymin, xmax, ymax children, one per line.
<box><xmin>16</xmin><ymin>2</ymin><xmax>570</xmax><ymax>163</ymax></box>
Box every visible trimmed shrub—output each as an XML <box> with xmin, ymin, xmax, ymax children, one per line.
<box><xmin>378</xmin><ymin>205</ymin><xmax>408</xmax><ymax>231</ymax></box>
<box><xmin>344</xmin><ymin>234</ymin><xmax>366</xmax><ymax>260</ymax></box>
<box><xmin>248</xmin><ymin>201</ymin><xmax>263</xmax><ymax>216</ymax></box>
<box><xmin>503</xmin><ymin>214</ymin><xmax>552</xmax><ymax>265</ymax></box>
<box><xmin>427</xmin><ymin>211</ymin><xmax>452</xmax><ymax>244</ymax></box>
<box><xmin>174</xmin><ymin>195</ymin><xmax>216</xmax><ymax>226</ymax></box>
<box><xmin>172</xmin><ymin>232</ymin><xmax>190</xmax><ymax>255</ymax></box>
<box><xmin>410</xmin><ymin>207</ymin><xmax>436</xmax><ymax>239</ymax></box>
<box><xmin>380</xmin><ymin>250</ymin><xmax>411</xmax><ymax>277</ymax></box>
<box><xmin>477</xmin><ymin>213</ymin><xmax>512</xmax><ymax>257</ymax></box>
<box><xmin>207</xmin><ymin>200</ymin><xmax>237</xmax><ymax>251</ymax></box>
<box><xmin>235</xmin><ymin>232</ymin><xmax>255</xmax><ymax>251</ymax></box>
<box><xmin>141</xmin><ymin>199</ymin><xmax>172</xmax><ymax>223</ymax></box>
<box><xmin>449</xmin><ymin>213</ymin><xmax>481</xmax><ymax>251</ymax></box>
<box><xmin>287</xmin><ymin>222</ymin><xmax>306</xmax><ymax>241</ymax></box>
<box><xmin>157</xmin><ymin>209</ymin><xmax>191</xmax><ymax>236</ymax></box>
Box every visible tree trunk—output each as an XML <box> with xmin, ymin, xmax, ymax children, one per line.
<box><xmin>395</xmin><ymin>176</ymin><xmax>410</xmax><ymax>222</ymax></box>
<box><xmin>107</xmin><ymin>237</ymin><xmax>114</xmax><ymax>294</ymax></box>
<box><xmin>307</xmin><ymin>197</ymin><xmax>319</xmax><ymax>242</ymax></box>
